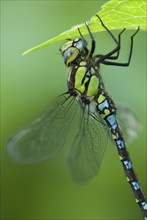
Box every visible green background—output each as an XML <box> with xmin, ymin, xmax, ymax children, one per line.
<box><xmin>1</xmin><ymin>1</ymin><xmax>146</xmax><ymax>220</ymax></box>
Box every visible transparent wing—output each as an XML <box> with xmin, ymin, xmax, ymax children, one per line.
<box><xmin>66</xmin><ymin>104</ymin><xmax>108</xmax><ymax>183</ymax></box>
<box><xmin>117</xmin><ymin>104</ymin><xmax>142</xmax><ymax>144</ymax></box>
<box><xmin>7</xmin><ymin>94</ymin><xmax>78</xmax><ymax>163</ymax></box>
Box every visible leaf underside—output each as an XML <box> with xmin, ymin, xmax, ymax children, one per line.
<box><xmin>23</xmin><ymin>0</ymin><xmax>147</xmax><ymax>55</ymax></box>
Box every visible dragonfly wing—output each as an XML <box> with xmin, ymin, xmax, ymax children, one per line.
<box><xmin>7</xmin><ymin>94</ymin><xmax>78</xmax><ymax>164</ymax></box>
<box><xmin>66</xmin><ymin>106</ymin><xmax>108</xmax><ymax>183</ymax></box>
<box><xmin>117</xmin><ymin>104</ymin><xmax>142</xmax><ymax>144</ymax></box>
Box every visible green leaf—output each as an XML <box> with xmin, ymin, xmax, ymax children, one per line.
<box><xmin>23</xmin><ymin>0</ymin><xmax>147</xmax><ymax>56</ymax></box>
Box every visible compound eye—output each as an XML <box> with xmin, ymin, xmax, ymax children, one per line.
<box><xmin>74</xmin><ymin>39</ymin><xmax>87</xmax><ymax>51</ymax></box>
<box><xmin>63</xmin><ymin>47</ymin><xmax>79</xmax><ymax>66</ymax></box>
<box><xmin>75</xmin><ymin>40</ymin><xmax>83</xmax><ymax>49</ymax></box>
<box><xmin>60</xmin><ymin>40</ymin><xmax>73</xmax><ymax>53</ymax></box>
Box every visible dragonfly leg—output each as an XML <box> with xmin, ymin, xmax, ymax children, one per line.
<box><xmin>101</xmin><ymin>27</ymin><xmax>140</xmax><ymax>67</ymax></box>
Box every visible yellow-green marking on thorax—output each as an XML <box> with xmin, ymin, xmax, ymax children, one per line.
<box><xmin>74</xmin><ymin>63</ymin><xmax>99</xmax><ymax>96</ymax></box>
<box><xmin>87</xmin><ymin>75</ymin><xmax>99</xmax><ymax>97</ymax></box>
<box><xmin>75</xmin><ymin>66</ymin><xmax>87</xmax><ymax>93</ymax></box>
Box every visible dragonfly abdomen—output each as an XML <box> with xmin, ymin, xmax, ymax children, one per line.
<box><xmin>96</xmin><ymin>92</ymin><xmax>147</xmax><ymax>217</ymax></box>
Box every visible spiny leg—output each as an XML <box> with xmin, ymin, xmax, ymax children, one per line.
<box><xmin>78</xmin><ymin>28</ymin><xmax>87</xmax><ymax>51</ymax></box>
<box><xmin>106</xmin><ymin>28</ymin><xmax>126</xmax><ymax>60</ymax></box>
<box><xmin>84</xmin><ymin>21</ymin><xmax>96</xmax><ymax>57</ymax></box>
<box><xmin>95</xmin><ymin>28</ymin><xmax>126</xmax><ymax>62</ymax></box>
<box><xmin>82</xmin><ymin>15</ymin><xmax>125</xmax><ymax>61</ymax></box>
<box><xmin>101</xmin><ymin>27</ymin><xmax>140</xmax><ymax>66</ymax></box>
<box><xmin>95</xmin><ymin>14</ymin><xmax>121</xmax><ymax>61</ymax></box>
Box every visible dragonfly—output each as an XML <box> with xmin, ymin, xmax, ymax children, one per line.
<box><xmin>7</xmin><ymin>15</ymin><xmax>147</xmax><ymax>218</ymax></box>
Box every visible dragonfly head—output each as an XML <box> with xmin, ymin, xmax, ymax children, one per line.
<box><xmin>60</xmin><ymin>38</ymin><xmax>88</xmax><ymax>67</ymax></box>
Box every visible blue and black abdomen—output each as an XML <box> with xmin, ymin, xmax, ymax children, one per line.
<box><xmin>96</xmin><ymin>92</ymin><xmax>147</xmax><ymax>216</ymax></box>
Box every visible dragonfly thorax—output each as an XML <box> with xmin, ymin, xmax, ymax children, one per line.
<box><xmin>67</xmin><ymin>60</ymin><xmax>100</xmax><ymax>104</ymax></box>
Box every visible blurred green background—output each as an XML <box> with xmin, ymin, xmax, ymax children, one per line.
<box><xmin>1</xmin><ymin>1</ymin><xmax>146</xmax><ymax>220</ymax></box>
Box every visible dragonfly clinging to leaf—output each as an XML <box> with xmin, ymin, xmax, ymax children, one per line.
<box><xmin>7</xmin><ymin>15</ymin><xmax>147</xmax><ymax>218</ymax></box>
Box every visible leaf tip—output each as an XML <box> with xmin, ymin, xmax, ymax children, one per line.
<box><xmin>22</xmin><ymin>50</ymin><xmax>30</xmax><ymax>56</ymax></box>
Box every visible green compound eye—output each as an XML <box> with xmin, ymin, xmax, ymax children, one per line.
<box><xmin>60</xmin><ymin>38</ymin><xmax>88</xmax><ymax>66</ymax></box>
<box><xmin>62</xmin><ymin>47</ymin><xmax>79</xmax><ymax>66</ymax></box>
<box><xmin>60</xmin><ymin>40</ymin><xmax>73</xmax><ymax>53</ymax></box>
